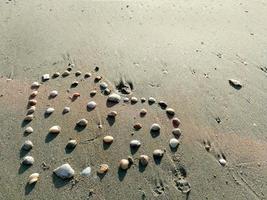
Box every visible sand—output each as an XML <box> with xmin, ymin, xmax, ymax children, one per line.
<box><xmin>0</xmin><ymin>0</ymin><xmax>267</xmax><ymax>199</ymax></box>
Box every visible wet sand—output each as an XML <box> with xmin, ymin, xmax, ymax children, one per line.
<box><xmin>0</xmin><ymin>0</ymin><xmax>267</xmax><ymax>200</ymax></box>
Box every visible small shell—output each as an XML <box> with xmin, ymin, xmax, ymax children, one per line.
<box><xmin>42</xmin><ymin>74</ymin><xmax>50</xmax><ymax>81</ymax></box>
<box><xmin>172</xmin><ymin>118</ymin><xmax>181</xmax><ymax>128</ymax></box>
<box><xmin>140</xmin><ymin>109</ymin><xmax>147</xmax><ymax>116</ymax></box>
<box><xmin>133</xmin><ymin>123</ymin><xmax>142</xmax><ymax>130</ymax></box>
<box><xmin>80</xmin><ymin>167</ymin><xmax>91</xmax><ymax>176</ymax></box>
<box><xmin>166</xmin><ymin>108</ymin><xmax>175</xmax><ymax>116</ymax></box>
<box><xmin>229</xmin><ymin>79</ymin><xmax>242</xmax><ymax>88</ymax></box>
<box><xmin>24</xmin><ymin>114</ymin><xmax>34</xmax><ymax>121</ymax></box>
<box><xmin>67</xmin><ymin>67</ymin><xmax>72</xmax><ymax>71</ymax></box>
<box><xmin>62</xmin><ymin>70</ymin><xmax>70</xmax><ymax>77</ymax></box>
<box><xmin>139</xmin><ymin>155</ymin><xmax>149</xmax><ymax>166</ymax></box>
<box><xmin>158</xmin><ymin>101</ymin><xmax>167</xmax><ymax>109</ymax></box>
<box><xmin>219</xmin><ymin>158</ymin><xmax>227</xmax><ymax>166</ymax></box>
<box><xmin>131</xmin><ymin>96</ymin><xmax>138</xmax><ymax>103</ymax></box>
<box><xmin>28</xmin><ymin>99</ymin><xmax>37</xmax><ymax>106</ymax></box>
<box><xmin>90</xmin><ymin>90</ymin><xmax>97</xmax><ymax>96</ymax></box>
<box><xmin>100</xmin><ymin>82</ymin><xmax>108</xmax><ymax>89</ymax></box>
<box><xmin>66</xmin><ymin>139</ymin><xmax>77</xmax><ymax>149</ymax></box>
<box><xmin>30</xmin><ymin>91</ymin><xmax>38</xmax><ymax>98</ymax></box>
<box><xmin>172</xmin><ymin>128</ymin><xmax>182</xmax><ymax>138</ymax></box>
<box><xmin>119</xmin><ymin>159</ymin><xmax>129</xmax><ymax>170</ymax></box>
<box><xmin>49</xmin><ymin>90</ymin><xmax>58</xmax><ymax>98</ymax></box>
<box><xmin>84</xmin><ymin>72</ymin><xmax>92</xmax><ymax>78</ymax></box>
<box><xmin>153</xmin><ymin>149</ymin><xmax>164</xmax><ymax>158</ymax></box>
<box><xmin>107</xmin><ymin>111</ymin><xmax>117</xmax><ymax>117</ymax></box>
<box><xmin>25</xmin><ymin>126</ymin><xmax>33</xmax><ymax>134</ymax></box>
<box><xmin>71</xmin><ymin>80</ymin><xmax>79</xmax><ymax>87</ymax></box>
<box><xmin>75</xmin><ymin>71</ymin><xmax>82</xmax><ymax>76</ymax></box>
<box><xmin>140</xmin><ymin>97</ymin><xmax>146</xmax><ymax>103</ymax></box>
<box><xmin>76</xmin><ymin>118</ymin><xmax>88</xmax><ymax>127</ymax></box>
<box><xmin>98</xmin><ymin>164</ymin><xmax>109</xmax><ymax>174</ymax></box>
<box><xmin>123</xmin><ymin>97</ymin><xmax>129</xmax><ymax>102</ymax></box>
<box><xmin>151</xmin><ymin>123</ymin><xmax>161</xmax><ymax>131</ymax></box>
<box><xmin>27</xmin><ymin>106</ymin><xmax>36</xmax><ymax>114</ymax></box>
<box><xmin>22</xmin><ymin>140</ymin><xmax>33</xmax><ymax>151</ymax></box>
<box><xmin>53</xmin><ymin>72</ymin><xmax>60</xmax><ymax>78</ymax></box>
<box><xmin>169</xmin><ymin>138</ymin><xmax>180</xmax><ymax>148</ymax></box>
<box><xmin>72</xmin><ymin>92</ymin><xmax>80</xmax><ymax>99</ymax></box>
<box><xmin>31</xmin><ymin>81</ymin><xmax>40</xmax><ymax>88</ymax></box>
<box><xmin>49</xmin><ymin>125</ymin><xmax>61</xmax><ymax>134</ymax></box>
<box><xmin>53</xmin><ymin>163</ymin><xmax>75</xmax><ymax>179</ymax></box>
<box><xmin>148</xmin><ymin>97</ymin><xmax>156</xmax><ymax>104</ymax></box>
<box><xmin>103</xmin><ymin>88</ymin><xmax>111</xmax><ymax>95</ymax></box>
<box><xmin>103</xmin><ymin>136</ymin><xmax>114</xmax><ymax>143</ymax></box>
<box><xmin>95</xmin><ymin>76</ymin><xmax>102</xmax><ymax>82</ymax></box>
<box><xmin>45</xmin><ymin>107</ymin><xmax>55</xmax><ymax>114</ymax></box>
<box><xmin>130</xmin><ymin>140</ymin><xmax>141</xmax><ymax>148</ymax></box>
<box><xmin>22</xmin><ymin>156</ymin><xmax>34</xmax><ymax>165</ymax></box>
<box><xmin>28</xmin><ymin>173</ymin><xmax>40</xmax><ymax>184</ymax></box>
<box><xmin>87</xmin><ymin>101</ymin><xmax>97</xmax><ymax>110</ymax></box>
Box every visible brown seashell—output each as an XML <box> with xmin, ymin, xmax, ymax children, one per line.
<box><xmin>98</xmin><ymin>164</ymin><xmax>109</xmax><ymax>174</ymax></box>
<box><xmin>119</xmin><ymin>159</ymin><xmax>129</xmax><ymax>170</ymax></box>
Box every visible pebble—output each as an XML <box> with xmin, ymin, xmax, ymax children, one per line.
<box><xmin>87</xmin><ymin>101</ymin><xmax>97</xmax><ymax>110</ymax></box>
<box><xmin>106</xmin><ymin>111</ymin><xmax>117</xmax><ymax>118</ymax></box>
<box><xmin>76</xmin><ymin>119</ymin><xmax>88</xmax><ymax>127</ymax></box>
<box><xmin>172</xmin><ymin>118</ymin><xmax>181</xmax><ymax>128</ymax></box>
<box><xmin>153</xmin><ymin>149</ymin><xmax>164</xmax><ymax>158</ymax></box>
<box><xmin>71</xmin><ymin>80</ymin><xmax>79</xmax><ymax>87</ymax></box>
<box><xmin>30</xmin><ymin>91</ymin><xmax>38</xmax><ymax>98</ymax></box>
<box><xmin>53</xmin><ymin>72</ymin><xmax>60</xmax><ymax>78</ymax></box>
<box><xmin>25</xmin><ymin>126</ymin><xmax>33</xmax><ymax>134</ymax></box>
<box><xmin>131</xmin><ymin>96</ymin><xmax>138</xmax><ymax>103</ymax></box>
<box><xmin>21</xmin><ymin>156</ymin><xmax>34</xmax><ymax>165</ymax></box>
<box><xmin>53</xmin><ymin>163</ymin><xmax>75</xmax><ymax>179</ymax></box>
<box><xmin>107</xmin><ymin>93</ymin><xmax>121</xmax><ymax>103</ymax></box>
<box><xmin>24</xmin><ymin>114</ymin><xmax>34</xmax><ymax>121</ymax></box>
<box><xmin>62</xmin><ymin>70</ymin><xmax>70</xmax><ymax>77</ymax></box>
<box><xmin>84</xmin><ymin>72</ymin><xmax>92</xmax><ymax>78</ymax></box>
<box><xmin>28</xmin><ymin>173</ymin><xmax>40</xmax><ymax>184</ymax></box>
<box><xmin>148</xmin><ymin>97</ymin><xmax>156</xmax><ymax>104</ymax></box>
<box><xmin>166</xmin><ymin>108</ymin><xmax>175</xmax><ymax>116</ymax></box>
<box><xmin>49</xmin><ymin>90</ymin><xmax>58</xmax><ymax>98</ymax></box>
<box><xmin>103</xmin><ymin>88</ymin><xmax>111</xmax><ymax>95</ymax></box>
<box><xmin>140</xmin><ymin>109</ymin><xmax>147</xmax><ymax>116</ymax></box>
<box><xmin>123</xmin><ymin>97</ymin><xmax>129</xmax><ymax>102</ymax></box>
<box><xmin>49</xmin><ymin>125</ymin><xmax>61</xmax><ymax>134</ymax></box>
<box><xmin>219</xmin><ymin>158</ymin><xmax>227</xmax><ymax>166</ymax></box>
<box><xmin>27</xmin><ymin>106</ymin><xmax>36</xmax><ymax>114</ymax></box>
<box><xmin>229</xmin><ymin>79</ymin><xmax>242</xmax><ymax>88</ymax></box>
<box><xmin>150</xmin><ymin>123</ymin><xmax>161</xmax><ymax>131</ymax></box>
<box><xmin>75</xmin><ymin>71</ymin><xmax>82</xmax><ymax>76</ymax></box>
<box><xmin>172</xmin><ymin>128</ymin><xmax>182</xmax><ymax>138</ymax></box>
<box><xmin>130</xmin><ymin>140</ymin><xmax>141</xmax><ymax>148</ymax></box>
<box><xmin>158</xmin><ymin>101</ymin><xmax>167</xmax><ymax>109</ymax></box>
<box><xmin>139</xmin><ymin>155</ymin><xmax>149</xmax><ymax>166</ymax></box>
<box><xmin>80</xmin><ymin>167</ymin><xmax>91</xmax><ymax>176</ymax></box>
<box><xmin>119</xmin><ymin>159</ymin><xmax>130</xmax><ymax>170</ymax></box>
<box><xmin>140</xmin><ymin>97</ymin><xmax>146</xmax><ymax>103</ymax></box>
<box><xmin>66</xmin><ymin>139</ymin><xmax>77</xmax><ymax>149</ymax></box>
<box><xmin>100</xmin><ymin>82</ymin><xmax>108</xmax><ymax>89</ymax></box>
<box><xmin>98</xmin><ymin>164</ymin><xmax>109</xmax><ymax>174</ymax></box>
<box><xmin>133</xmin><ymin>123</ymin><xmax>142</xmax><ymax>130</ymax></box>
<box><xmin>45</xmin><ymin>107</ymin><xmax>55</xmax><ymax>114</ymax></box>
<box><xmin>22</xmin><ymin>140</ymin><xmax>33</xmax><ymax>151</ymax></box>
<box><xmin>95</xmin><ymin>76</ymin><xmax>102</xmax><ymax>82</ymax></box>
<box><xmin>103</xmin><ymin>136</ymin><xmax>114</xmax><ymax>143</ymax></box>
<box><xmin>42</xmin><ymin>74</ymin><xmax>50</xmax><ymax>81</ymax></box>
<box><xmin>28</xmin><ymin>99</ymin><xmax>37</xmax><ymax>106</ymax></box>
<box><xmin>169</xmin><ymin>138</ymin><xmax>180</xmax><ymax>148</ymax></box>
<box><xmin>90</xmin><ymin>90</ymin><xmax>97</xmax><ymax>96</ymax></box>
<box><xmin>63</xmin><ymin>107</ymin><xmax>70</xmax><ymax>114</ymax></box>
<box><xmin>31</xmin><ymin>82</ymin><xmax>40</xmax><ymax>88</ymax></box>
<box><xmin>71</xmin><ymin>92</ymin><xmax>80</xmax><ymax>99</ymax></box>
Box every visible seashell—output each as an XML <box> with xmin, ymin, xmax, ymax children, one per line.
<box><xmin>94</xmin><ymin>66</ymin><xmax>99</xmax><ymax>71</ymax></box>
<box><xmin>52</xmin><ymin>72</ymin><xmax>60</xmax><ymax>78</ymax></box>
<box><xmin>219</xmin><ymin>158</ymin><xmax>227</xmax><ymax>166</ymax></box>
<box><xmin>62</xmin><ymin>70</ymin><xmax>70</xmax><ymax>77</ymax></box>
<box><xmin>140</xmin><ymin>109</ymin><xmax>147</xmax><ymax>116</ymax></box>
<box><xmin>49</xmin><ymin>90</ymin><xmax>58</xmax><ymax>98</ymax></box>
<box><xmin>140</xmin><ymin>97</ymin><xmax>146</xmax><ymax>103</ymax></box>
<box><xmin>24</xmin><ymin>126</ymin><xmax>33</xmax><ymax>134</ymax></box>
<box><xmin>84</xmin><ymin>72</ymin><xmax>92</xmax><ymax>78</ymax></box>
<box><xmin>53</xmin><ymin>163</ymin><xmax>75</xmax><ymax>179</ymax></box>
<box><xmin>103</xmin><ymin>88</ymin><xmax>111</xmax><ymax>95</ymax></box>
<box><xmin>66</xmin><ymin>139</ymin><xmax>77</xmax><ymax>149</ymax></box>
<box><xmin>107</xmin><ymin>111</ymin><xmax>117</xmax><ymax>117</ymax></box>
<box><xmin>24</xmin><ymin>114</ymin><xmax>34</xmax><ymax>121</ymax></box>
<box><xmin>172</xmin><ymin>128</ymin><xmax>182</xmax><ymax>138</ymax></box>
<box><xmin>45</xmin><ymin>107</ymin><xmax>55</xmax><ymax>114</ymax></box>
<box><xmin>21</xmin><ymin>155</ymin><xmax>34</xmax><ymax>165</ymax></box>
<box><xmin>153</xmin><ymin>149</ymin><xmax>164</xmax><ymax>158</ymax></box>
<box><xmin>100</xmin><ymin>82</ymin><xmax>108</xmax><ymax>89</ymax></box>
<box><xmin>166</xmin><ymin>108</ymin><xmax>175</xmax><ymax>116</ymax></box>
<box><xmin>49</xmin><ymin>125</ymin><xmax>61</xmax><ymax>134</ymax></box>
<box><xmin>139</xmin><ymin>155</ymin><xmax>149</xmax><ymax>166</ymax></box>
<box><xmin>27</xmin><ymin>106</ymin><xmax>36</xmax><ymax>114</ymax></box>
<box><xmin>69</xmin><ymin>63</ymin><xmax>75</xmax><ymax>68</ymax></box>
<box><xmin>133</xmin><ymin>123</ymin><xmax>142</xmax><ymax>130</ymax></box>
<box><xmin>28</xmin><ymin>99</ymin><xmax>37</xmax><ymax>106</ymax></box>
<box><xmin>42</xmin><ymin>74</ymin><xmax>50</xmax><ymax>81</ymax></box>
<box><xmin>75</xmin><ymin>71</ymin><xmax>82</xmax><ymax>76</ymax></box>
<box><xmin>30</xmin><ymin>91</ymin><xmax>38</xmax><ymax>98</ymax></box>
<box><xmin>130</xmin><ymin>140</ymin><xmax>141</xmax><ymax>148</ymax></box>
<box><xmin>123</xmin><ymin>97</ymin><xmax>129</xmax><ymax>102</ymax></box>
<box><xmin>22</xmin><ymin>140</ymin><xmax>33</xmax><ymax>151</ymax></box>
<box><xmin>63</xmin><ymin>107</ymin><xmax>70</xmax><ymax>114</ymax></box>
<box><xmin>172</xmin><ymin>118</ymin><xmax>181</xmax><ymax>128</ymax></box>
<box><xmin>80</xmin><ymin>167</ymin><xmax>91</xmax><ymax>176</ymax></box>
<box><xmin>107</xmin><ymin>93</ymin><xmax>121</xmax><ymax>103</ymax></box>
<box><xmin>98</xmin><ymin>164</ymin><xmax>109</xmax><ymax>174</ymax></box>
<box><xmin>87</xmin><ymin>101</ymin><xmax>97</xmax><ymax>110</ymax></box>
<box><xmin>76</xmin><ymin>119</ymin><xmax>88</xmax><ymax>127</ymax></box>
<box><xmin>150</xmin><ymin>123</ymin><xmax>161</xmax><ymax>131</ymax></box>
<box><xmin>158</xmin><ymin>101</ymin><xmax>167</xmax><ymax>109</ymax></box>
<box><xmin>119</xmin><ymin>159</ymin><xmax>129</xmax><ymax>170</ymax></box>
<box><xmin>130</xmin><ymin>96</ymin><xmax>138</xmax><ymax>103</ymax></box>
<box><xmin>169</xmin><ymin>138</ymin><xmax>180</xmax><ymax>148</ymax></box>
<box><xmin>71</xmin><ymin>92</ymin><xmax>80</xmax><ymax>99</ymax></box>
<box><xmin>71</xmin><ymin>80</ymin><xmax>79</xmax><ymax>87</ymax></box>
<box><xmin>103</xmin><ymin>136</ymin><xmax>114</xmax><ymax>143</ymax></box>
<box><xmin>28</xmin><ymin>173</ymin><xmax>40</xmax><ymax>184</ymax></box>
<box><xmin>31</xmin><ymin>82</ymin><xmax>40</xmax><ymax>88</ymax></box>
<box><xmin>90</xmin><ymin>90</ymin><xmax>97</xmax><ymax>96</ymax></box>
<box><xmin>95</xmin><ymin>76</ymin><xmax>102</xmax><ymax>82</ymax></box>
<box><xmin>229</xmin><ymin>79</ymin><xmax>242</xmax><ymax>88</ymax></box>
<box><xmin>148</xmin><ymin>97</ymin><xmax>156</xmax><ymax>104</ymax></box>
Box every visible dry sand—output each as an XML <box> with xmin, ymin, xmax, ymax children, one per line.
<box><xmin>0</xmin><ymin>0</ymin><xmax>267</xmax><ymax>199</ymax></box>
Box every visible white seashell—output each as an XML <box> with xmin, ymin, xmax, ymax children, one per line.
<box><xmin>49</xmin><ymin>90</ymin><xmax>58</xmax><ymax>98</ymax></box>
<box><xmin>22</xmin><ymin>156</ymin><xmax>34</xmax><ymax>165</ymax></box>
<box><xmin>84</xmin><ymin>72</ymin><xmax>92</xmax><ymax>78</ymax></box>
<box><xmin>71</xmin><ymin>80</ymin><xmax>79</xmax><ymax>87</ymax></box>
<box><xmin>22</xmin><ymin>140</ymin><xmax>33</xmax><ymax>151</ymax></box>
<box><xmin>45</xmin><ymin>107</ymin><xmax>55</xmax><ymax>114</ymax></box>
<box><xmin>140</xmin><ymin>109</ymin><xmax>147</xmax><ymax>115</ymax></box>
<box><xmin>153</xmin><ymin>149</ymin><xmax>164</xmax><ymax>157</ymax></box>
<box><xmin>24</xmin><ymin>115</ymin><xmax>34</xmax><ymax>121</ymax></box>
<box><xmin>107</xmin><ymin>111</ymin><xmax>117</xmax><ymax>117</ymax></box>
<box><xmin>76</xmin><ymin>119</ymin><xmax>88</xmax><ymax>127</ymax></box>
<box><xmin>107</xmin><ymin>93</ymin><xmax>121</xmax><ymax>103</ymax></box>
<box><xmin>130</xmin><ymin>140</ymin><xmax>141</xmax><ymax>148</ymax></box>
<box><xmin>172</xmin><ymin>128</ymin><xmax>182</xmax><ymax>138</ymax></box>
<box><xmin>80</xmin><ymin>167</ymin><xmax>91</xmax><ymax>176</ymax></box>
<box><xmin>75</xmin><ymin>71</ymin><xmax>81</xmax><ymax>76</ymax></box>
<box><xmin>27</xmin><ymin>106</ymin><xmax>36</xmax><ymax>114</ymax></box>
<box><xmin>219</xmin><ymin>158</ymin><xmax>227</xmax><ymax>166</ymax></box>
<box><xmin>90</xmin><ymin>90</ymin><xmax>97</xmax><ymax>96</ymax></box>
<box><xmin>98</xmin><ymin>164</ymin><xmax>109</xmax><ymax>174</ymax></box>
<box><xmin>42</xmin><ymin>74</ymin><xmax>50</xmax><ymax>81</ymax></box>
<box><xmin>24</xmin><ymin>126</ymin><xmax>33</xmax><ymax>134</ymax></box>
<box><xmin>130</xmin><ymin>97</ymin><xmax>138</xmax><ymax>103</ymax></box>
<box><xmin>28</xmin><ymin>99</ymin><xmax>37</xmax><ymax>106</ymax></box>
<box><xmin>53</xmin><ymin>72</ymin><xmax>60</xmax><ymax>77</ymax></box>
<box><xmin>148</xmin><ymin>97</ymin><xmax>156</xmax><ymax>104</ymax></box>
<box><xmin>87</xmin><ymin>101</ymin><xmax>97</xmax><ymax>110</ymax></box>
<box><xmin>169</xmin><ymin>138</ymin><xmax>180</xmax><ymax>148</ymax></box>
<box><xmin>62</xmin><ymin>70</ymin><xmax>70</xmax><ymax>77</ymax></box>
<box><xmin>123</xmin><ymin>97</ymin><xmax>129</xmax><ymax>102</ymax></box>
<box><xmin>28</xmin><ymin>173</ymin><xmax>40</xmax><ymax>184</ymax></box>
<box><xmin>100</xmin><ymin>82</ymin><xmax>108</xmax><ymax>89</ymax></box>
<box><xmin>30</xmin><ymin>91</ymin><xmax>38</xmax><ymax>98</ymax></box>
<box><xmin>53</xmin><ymin>163</ymin><xmax>75</xmax><ymax>179</ymax></box>
<box><xmin>49</xmin><ymin>125</ymin><xmax>61</xmax><ymax>134</ymax></box>
<box><xmin>151</xmin><ymin>123</ymin><xmax>161</xmax><ymax>131</ymax></box>
<box><xmin>66</xmin><ymin>139</ymin><xmax>77</xmax><ymax>149</ymax></box>
<box><xmin>31</xmin><ymin>82</ymin><xmax>40</xmax><ymax>88</ymax></box>
<box><xmin>139</xmin><ymin>155</ymin><xmax>149</xmax><ymax>166</ymax></box>
<box><xmin>103</xmin><ymin>136</ymin><xmax>114</xmax><ymax>143</ymax></box>
<box><xmin>166</xmin><ymin>108</ymin><xmax>175</xmax><ymax>115</ymax></box>
<box><xmin>140</xmin><ymin>97</ymin><xmax>146</xmax><ymax>102</ymax></box>
<box><xmin>63</xmin><ymin>107</ymin><xmax>70</xmax><ymax>114</ymax></box>
<box><xmin>229</xmin><ymin>79</ymin><xmax>242</xmax><ymax>88</ymax></box>
<box><xmin>119</xmin><ymin>159</ymin><xmax>129</xmax><ymax>170</ymax></box>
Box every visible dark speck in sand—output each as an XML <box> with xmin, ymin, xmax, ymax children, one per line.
<box><xmin>215</xmin><ymin>117</ymin><xmax>221</xmax><ymax>124</ymax></box>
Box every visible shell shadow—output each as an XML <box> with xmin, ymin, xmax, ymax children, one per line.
<box><xmin>18</xmin><ymin>164</ymin><xmax>31</xmax><ymax>174</ymax></box>
<box><xmin>229</xmin><ymin>81</ymin><xmax>242</xmax><ymax>90</ymax></box>
<box><xmin>130</xmin><ymin>147</ymin><xmax>139</xmax><ymax>155</ymax></box>
<box><xmin>102</xmin><ymin>142</ymin><xmax>111</xmax><ymax>150</ymax></box>
<box><xmin>166</xmin><ymin>113</ymin><xmax>175</xmax><ymax>119</ymax></box>
<box><xmin>74</xmin><ymin>125</ymin><xmax>86</xmax><ymax>132</ymax></box>
<box><xmin>138</xmin><ymin>163</ymin><xmax>147</xmax><ymax>173</ymax></box>
<box><xmin>86</xmin><ymin>107</ymin><xmax>95</xmax><ymax>112</ymax></box>
<box><xmin>170</xmin><ymin>145</ymin><xmax>179</xmax><ymax>152</ymax></box>
<box><xmin>117</xmin><ymin>168</ymin><xmax>127</xmax><ymax>181</ymax></box>
<box><xmin>52</xmin><ymin>174</ymin><xmax>71</xmax><ymax>188</ymax></box>
<box><xmin>97</xmin><ymin>172</ymin><xmax>107</xmax><ymax>180</ymax></box>
<box><xmin>24</xmin><ymin>182</ymin><xmax>36</xmax><ymax>195</ymax></box>
<box><xmin>20</xmin><ymin>149</ymin><xmax>29</xmax><ymax>158</ymax></box>
<box><xmin>21</xmin><ymin>120</ymin><xmax>31</xmax><ymax>128</ymax></box>
<box><xmin>44</xmin><ymin>112</ymin><xmax>52</xmax><ymax>118</ymax></box>
<box><xmin>65</xmin><ymin>146</ymin><xmax>75</xmax><ymax>154</ymax></box>
<box><xmin>153</xmin><ymin>156</ymin><xmax>163</xmax><ymax>165</ymax></box>
<box><xmin>150</xmin><ymin>130</ymin><xmax>160</xmax><ymax>138</ymax></box>
<box><xmin>45</xmin><ymin>133</ymin><xmax>58</xmax><ymax>143</ymax></box>
<box><xmin>106</xmin><ymin>116</ymin><xmax>115</xmax><ymax>126</ymax></box>
<box><xmin>106</xmin><ymin>100</ymin><xmax>118</xmax><ymax>108</ymax></box>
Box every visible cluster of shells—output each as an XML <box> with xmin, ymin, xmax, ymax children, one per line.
<box><xmin>21</xmin><ymin>64</ymin><xmax>224</xmax><ymax>193</ymax></box>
